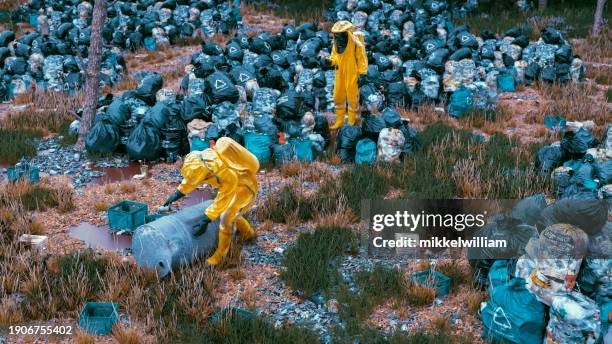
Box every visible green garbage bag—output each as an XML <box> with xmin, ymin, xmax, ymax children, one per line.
<box><xmin>482</xmin><ymin>277</ymin><xmax>546</xmax><ymax>344</ymax></box>
<box><xmin>497</xmin><ymin>74</ymin><xmax>516</xmax><ymax>92</ymax></box>
<box><xmin>355</xmin><ymin>138</ymin><xmax>377</xmax><ymax>165</ymax></box>
<box><xmin>448</xmin><ymin>86</ymin><xmax>473</xmax><ymax>117</ymax></box>
<box><xmin>244</xmin><ymin>132</ymin><xmax>272</xmax><ymax>165</ymax></box>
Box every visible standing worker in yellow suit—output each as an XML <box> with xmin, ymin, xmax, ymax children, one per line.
<box><xmin>329</xmin><ymin>20</ymin><xmax>368</xmax><ymax>129</ymax></box>
<box><xmin>162</xmin><ymin>137</ymin><xmax>259</xmax><ymax>266</ymax></box>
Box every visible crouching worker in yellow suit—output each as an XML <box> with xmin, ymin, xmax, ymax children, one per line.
<box><xmin>329</xmin><ymin>20</ymin><xmax>368</xmax><ymax>129</ymax></box>
<box><xmin>162</xmin><ymin>137</ymin><xmax>259</xmax><ymax>266</ymax></box>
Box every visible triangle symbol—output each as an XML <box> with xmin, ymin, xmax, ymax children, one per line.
<box><xmin>493</xmin><ymin>307</ymin><xmax>512</xmax><ymax>330</ymax></box>
<box><xmin>215</xmin><ymin>79</ymin><xmax>227</xmax><ymax>89</ymax></box>
<box><xmin>239</xmin><ymin>73</ymin><xmax>249</xmax><ymax>82</ymax></box>
<box><xmin>230</xmin><ymin>47</ymin><xmax>237</xmax><ymax>53</ymax></box>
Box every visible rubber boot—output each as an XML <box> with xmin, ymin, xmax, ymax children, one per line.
<box><xmin>330</xmin><ymin>114</ymin><xmax>345</xmax><ymax>130</ymax></box>
<box><xmin>236</xmin><ymin>217</ymin><xmax>256</xmax><ymax>242</ymax></box>
<box><xmin>207</xmin><ymin>231</ymin><xmax>232</xmax><ymax>265</ymax></box>
<box><xmin>347</xmin><ymin>112</ymin><xmax>357</xmax><ymax>126</ymax></box>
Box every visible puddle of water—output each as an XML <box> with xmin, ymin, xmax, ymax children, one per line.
<box><xmin>89</xmin><ymin>162</ymin><xmax>142</xmax><ymax>185</ymax></box>
<box><xmin>180</xmin><ymin>188</ymin><xmax>212</xmax><ymax>207</ymax></box>
<box><xmin>68</xmin><ymin>222</ymin><xmax>132</xmax><ymax>251</ymax></box>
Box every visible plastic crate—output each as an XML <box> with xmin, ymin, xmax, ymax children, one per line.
<box><xmin>79</xmin><ymin>302</ymin><xmax>119</xmax><ymax>335</ymax></box>
<box><xmin>7</xmin><ymin>164</ymin><xmax>39</xmax><ymax>183</ymax></box>
<box><xmin>108</xmin><ymin>200</ymin><xmax>148</xmax><ymax>232</ymax></box>
<box><xmin>410</xmin><ymin>270</ymin><xmax>451</xmax><ymax>297</ymax></box>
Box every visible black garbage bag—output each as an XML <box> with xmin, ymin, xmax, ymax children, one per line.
<box><xmin>55</xmin><ymin>22</ymin><xmax>74</xmax><ymax>39</ymax></box>
<box><xmin>513</xmin><ymin>35</ymin><xmax>529</xmax><ymax>48</ymax></box>
<box><xmin>555</xmin><ymin>44</ymin><xmax>573</xmax><ymax>64</ymax></box>
<box><xmin>226</xmin><ymin>41</ymin><xmax>243</xmax><ymax>61</ymax></box>
<box><xmin>502</xmin><ymin>53</ymin><xmax>515</xmax><ymax>68</ymax></box>
<box><xmin>555</xmin><ymin>63</ymin><xmax>571</xmax><ymax>84</ymax></box>
<box><xmin>386</xmin><ymin>81</ymin><xmax>406</xmax><ymax>107</ymax></box>
<box><xmin>278</xmin><ymin>119</ymin><xmax>302</xmax><ymax>138</ymax></box>
<box><xmin>541</xmin><ymin>27</ymin><xmax>564</xmax><ymax>45</ymax></box>
<box><xmin>4</xmin><ymin>57</ymin><xmax>27</xmax><ymax>75</ymax></box>
<box><xmin>271</xmin><ymin>50</ymin><xmax>289</xmax><ymax>68</ymax></box>
<box><xmin>314</xmin><ymin>112</ymin><xmax>330</xmax><ymax>147</ymax></box>
<box><xmin>382</xmin><ymin>107</ymin><xmax>402</xmax><ymax>128</ymax></box>
<box><xmin>427</xmin><ymin>48</ymin><xmax>449</xmax><ymax>72</ymax></box>
<box><xmin>127</xmin><ymin>32</ymin><xmax>144</xmax><ymax>51</ymax></box>
<box><xmin>597</xmin><ymin>160</ymin><xmax>612</xmax><ymax>184</ymax></box>
<box><xmin>362</xmin><ymin>112</ymin><xmax>385</xmax><ymax>141</ymax></box>
<box><xmin>313</xmin><ymin>70</ymin><xmax>326</xmax><ymax>88</ymax></box>
<box><xmin>206</xmin><ymin>71</ymin><xmax>238</xmax><ymax>104</ymax></box>
<box><xmin>230</xmin><ymin>66</ymin><xmax>255</xmax><ymax>85</ymax></box>
<box><xmin>480</xmin><ymin>43</ymin><xmax>495</xmax><ymax>60</ymax></box>
<box><xmin>249</xmin><ymin>36</ymin><xmax>271</xmax><ymax>54</ymax></box>
<box><xmin>126</xmin><ymin>120</ymin><xmax>162</xmax><ymax>161</ymax></box>
<box><xmin>457</xmin><ymin>31</ymin><xmax>478</xmax><ymax>49</ymax></box>
<box><xmin>372</xmin><ymin>53</ymin><xmax>392</xmax><ymax>71</ymax></box>
<box><xmin>276</xmin><ymin>89</ymin><xmax>302</xmax><ymax>119</ymax></box>
<box><xmin>257</xmin><ymin>66</ymin><xmax>287</xmax><ymax>90</ymax></box>
<box><xmin>299</xmin><ymin>37</ymin><xmax>322</xmax><ymax>59</ymax></box>
<box><xmin>468</xmin><ymin>214</ymin><xmax>538</xmax><ymax>284</ymax></box>
<box><xmin>382</xmin><ymin>68</ymin><xmax>403</xmax><ymax>83</ymax></box>
<box><xmin>105</xmin><ymin>98</ymin><xmax>130</xmax><ymax>125</ymax></box>
<box><xmin>511</xmin><ymin>193</ymin><xmax>547</xmax><ymax>227</ymax></box>
<box><xmin>561</xmin><ymin>128</ymin><xmax>596</xmax><ymax>159</ymax></box>
<box><xmin>13</xmin><ymin>43</ymin><xmax>30</xmax><ymax>58</ymax></box>
<box><xmin>449</xmin><ymin>47</ymin><xmax>472</xmax><ymax>61</ymax></box>
<box><xmin>540</xmin><ymin>65</ymin><xmax>555</xmax><ymax>83</ymax></box>
<box><xmin>336</xmin><ymin>125</ymin><xmax>362</xmax><ymax>162</ymax></box>
<box><xmin>201</xmin><ymin>41</ymin><xmax>224</xmax><ymax>56</ymax></box>
<box><xmin>535</xmin><ymin>144</ymin><xmax>563</xmax><ymax>173</ymax></box>
<box><xmin>85</xmin><ymin>117</ymin><xmax>120</xmax><ymax>154</ymax></box>
<box><xmin>181</xmin><ymin>95</ymin><xmax>212</xmax><ymax>122</ymax></box>
<box><xmin>0</xmin><ymin>31</ymin><xmax>14</xmax><ymax>47</ymax></box>
<box><xmin>144</xmin><ymin>103</ymin><xmax>170</xmax><ymax>129</ymax></box>
<box><xmin>540</xmin><ymin>199</ymin><xmax>608</xmax><ymax>235</ymax></box>
<box><xmin>399</xmin><ymin>120</ymin><xmax>420</xmax><ymax>153</ymax></box>
<box><xmin>136</xmin><ymin>73</ymin><xmax>163</xmax><ymax>105</ymax></box>
<box><xmin>525</xmin><ymin>62</ymin><xmax>541</xmax><ymax>84</ymax></box>
<box><xmin>366</xmin><ymin>65</ymin><xmax>385</xmax><ymax>88</ymax></box>
<box><xmin>283</xmin><ymin>24</ymin><xmax>299</xmax><ymax>40</ymax></box>
<box><xmin>254</xmin><ymin>115</ymin><xmax>278</xmax><ymax>136</ymax></box>
<box><xmin>273</xmin><ymin>143</ymin><xmax>295</xmax><ymax>165</ymax></box>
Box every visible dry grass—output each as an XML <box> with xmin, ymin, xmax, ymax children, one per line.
<box><xmin>0</xmin><ymin>298</ymin><xmax>24</xmax><ymax>325</ymax></box>
<box><xmin>7</xmin><ymin>91</ymin><xmax>83</xmax><ymax>135</ymax></box>
<box><xmin>74</xmin><ymin>330</ymin><xmax>96</xmax><ymax>344</ymax></box>
<box><xmin>112</xmin><ymin>324</ymin><xmax>147</xmax><ymax>344</ymax></box>
<box><xmin>0</xmin><ymin>178</ymin><xmax>74</xmax><ymax>213</ymax></box>
<box><xmin>104</xmin><ymin>183</ymin><xmax>117</xmax><ymax>195</ymax></box>
<box><xmin>313</xmin><ymin>195</ymin><xmax>358</xmax><ymax>228</ymax></box>
<box><xmin>239</xmin><ymin>283</ymin><xmax>257</xmax><ymax>311</ymax></box>
<box><xmin>94</xmin><ymin>201</ymin><xmax>109</xmax><ymax>212</ymax></box>
<box><xmin>119</xmin><ymin>182</ymin><xmax>136</xmax><ymax>194</ymax></box>
<box><xmin>404</xmin><ymin>282</ymin><xmax>436</xmax><ymax>307</ymax></box>
<box><xmin>465</xmin><ymin>290</ymin><xmax>484</xmax><ymax>316</ymax></box>
<box><xmin>571</xmin><ymin>28</ymin><xmax>612</xmax><ymax>65</ymax></box>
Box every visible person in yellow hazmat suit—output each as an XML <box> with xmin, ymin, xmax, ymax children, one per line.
<box><xmin>162</xmin><ymin>137</ymin><xmax>259</xmax><ymax>266</ymax></box>
<box><xmin>328</xmin><ymin>20</ymin><xmax>368</xmax><ymax>129</ymax></box>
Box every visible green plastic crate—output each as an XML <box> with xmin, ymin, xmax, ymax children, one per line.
<box><xmin>410</xmin><ymin>270</ymin><xmax>451</xmax><ymax>297</ymax></box>
<box><xmin>7</xmin><ymin>164</ymin><xmax>39</xmax><ymax>183</ymax></box>
<box><xmin>79</xmin><ymin>302</ymin><xmax>119</xmax><ymax>335</ymax></box>
<box><xmin>108</xmin><ymin>200</ymin><xmax>148</xmax><ymax>232</ymax></box>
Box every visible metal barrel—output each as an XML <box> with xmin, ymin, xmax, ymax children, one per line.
<box><xmin>131</xmin><ymin>201</ymin><xmax>219</xmax><ymax>277</ymax></box>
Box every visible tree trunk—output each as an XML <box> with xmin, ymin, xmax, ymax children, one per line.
<box><xmin>75</xmin><ymin>0</ymin><xmax>107</xmax><ymax>151</ymax></box>
<box><xmin>592</xmin><ymin>0</ymin><xmax>607</xmax><ymax>37</ymax></box>
<box><xmin>538</xmin><ymin>0</ymin><xmax>547</xmax><ymax>11</ymax></box>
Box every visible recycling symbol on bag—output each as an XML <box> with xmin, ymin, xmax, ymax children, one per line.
<box><xmin>379</xmin><ymin>56</ymin><xmax>387</xmax><ymax>63</ymax></box>
<box><xmin>286</xmin><ymin>28</ymin><xmax>293</xmax><ymax>34</ymax></box>
<box><xmin>461</xmin><ymin>35</ymin><xmax>470</xmax><ymax>43</ymax></box>
<box><xmin>215</xmin><ymin>79</ymin><xmax>227</xmax><ymax>90</ymax></box>
<box><xmin>273</xmin><ymin>54</ymin><xmax>279</xmax><ymax>61</ymax></box>
<box><xmin>493</xmin><ymin>307</ymin><xmax>512</xmax><ymax>330</ymax></box>
<box><xmin>264</xmin><ymin>42</ymin><xmax>271</xmax><ymax>51</ymax></box>
<box><xmin>426</xmin><ymin>43</ymin><xmax>435</xmax><ymax>51</ymax></box>
<box><xmin>239</xmin><ymin>73</ymin><xmax>250</xmax><ymax>82</ymax></box>
<box><xmin>229</xmin><ymin>46</ymin><xmax>238</xmax><ymax>54</ymax></box>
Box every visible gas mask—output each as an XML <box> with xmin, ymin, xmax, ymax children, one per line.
<box><xmin>334</xmin><ymin>32</ymin><xmax>349</xmax><ymax>54</ymax></box>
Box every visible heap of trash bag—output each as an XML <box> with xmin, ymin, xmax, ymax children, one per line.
<box><xmin>83</xmin><ymin>25</ymin><xmax>424</xmax><ymax>164</ymax></box>
<box><xmin>468</xmin><ymin>126</ymin><xmax>612</xmax><ymax>343</ymax></box>
<box><xmin>1</xmin><ymin>0</ymin><xmax>242</xmax><ymax>100</ymax></box>
<box><xmin>326</xmin><ymin>0</ymin><xmax>585</xmax><ymax>117</ymax></box>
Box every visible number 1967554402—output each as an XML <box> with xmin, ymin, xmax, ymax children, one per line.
<box><xmin>8</xmin><ymin>325</ymin><xmax>72</xmax><ymax>336</ymax></box>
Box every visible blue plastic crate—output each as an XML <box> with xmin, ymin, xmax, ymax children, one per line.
<box><xmin>108</xmin><ymin>200</ymin><xmax>148</xmax><ymax>232</ymax></box>
<box><xmin>7</xmin><ymin>164</ymin><xmax>39</xmax><ymax>183</ymax></box>
<box><xmin>410</xmin><ymin>270</ymin><xmax>451</xmax><ymax>297</ymax></box>
<box><xmin>79</xmin><ymin>302</ymin><xmax>119</xmax><ymax>335</ymax></box>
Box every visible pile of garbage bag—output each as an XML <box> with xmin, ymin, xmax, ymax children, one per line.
<box><xmin>1</xmin><ymin>0</ymin><xmax>244</xmax><ymax>100</ymax></box>
<box><xmin>537</xmin><ymin>125</ymin><xmax>612</xmax><ymax>200</ymax></box>
<box><xmin>325</xmin><ymin>0</ymin><xmax>584</xmax><ymax>116</ymax></box>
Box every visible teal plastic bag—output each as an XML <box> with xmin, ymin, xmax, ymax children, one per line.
<box><xmin>290</xmin><ymin>138</ymin><xmax>314</xmax><ymax>162</ymax></box>
<box><xmin>488</xmin><ymin>260</ymin><xmax>512</xmax><ymax>290</ymax></box>
<box><xmin>544</xmin><ymin>115</ymin><xmax>566</xmax><ymax>131</ymax></box>
<box><xmin>355</xmin><ymin>138</ymin><xmax>377</xmax><ymax>165</ymax></box>
<box><xmin>244</xmin><ymin>132</ymin><xmax>272</xmax><ymax>165</ymax></box>
<box><xmin>144</xmin><ymin>37</ymin><xmax>157</xmax><ymax>51</ymax></box>
<box><xmin>497</xmin><ymin>74</ymin><xmax>516</xmax><ymax>92</ymax></box>
<box><xmin>190</xmin><ymin>137</ymin><xmax>209</xmax><ymax>152</ymax></box>
<box><xmin>29</xmin><ymin>14</ymin><xmax>39</xmax><ymax>28</ymax></box>
<box><xmin>598</xmin><ymin>297</ymin><xmax>611</xmax><ymax>342</ymax></box>
<box><xmin>482</xmin><ymin>278</ymin><xmax>546</xmax><ymax>344</ymax></box>
<box><xmin>448</xmin><ymin>86</ymin><xmax>473</xmax><ymax>117</ymax></box>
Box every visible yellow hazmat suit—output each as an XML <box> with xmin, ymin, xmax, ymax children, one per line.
<box><xmin>177</xmin><ymin>137</ymin><xmax>259</xmax><ymax>265</ymax></box>
<box><xmin>329</xmin><ymin>20</ymin><xmax>368</xmax><ymax>129</ymax></box>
